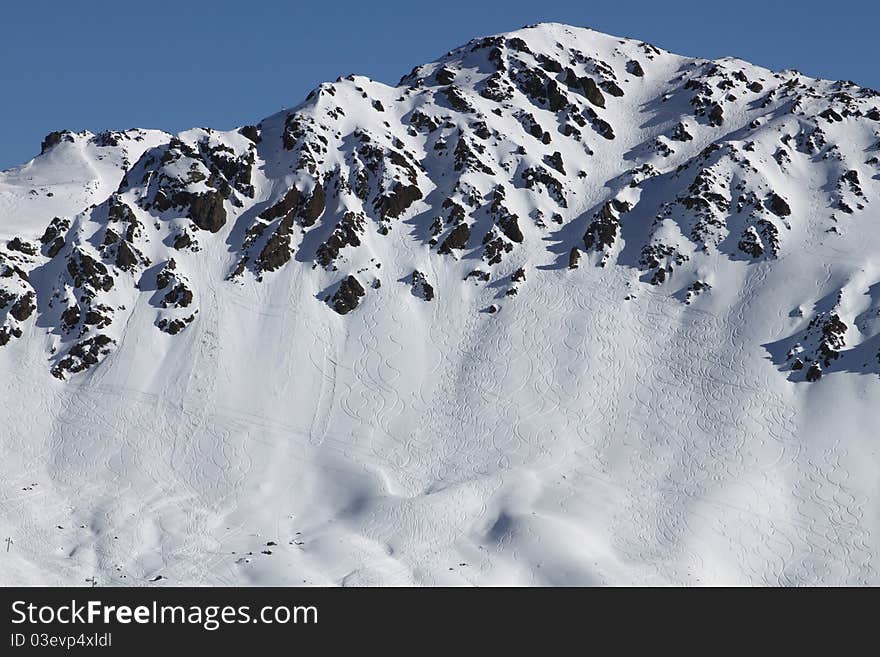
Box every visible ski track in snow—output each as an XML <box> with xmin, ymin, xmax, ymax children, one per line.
<box><xmin>2</xmin><ymin>260</ymin><xmax>877</xmax><ymax>585</ymax></box>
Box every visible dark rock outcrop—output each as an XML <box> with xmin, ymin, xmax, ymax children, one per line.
<box><xmin>766</xmin><ymin>193</ymin><xmax>791</xmax><ymax>217</ymax></box>
<box><xmin>410</xmin><ymin>271</ymin><xmax>435</xmax><ymax>301</ymax></box>
<box><xmin>188</xmin><ymin>191</ymin><xmax>227</xmax><ymax>233</ymax></box>
<box><xmin>40</xmin><ymin>131</ymin><xmax>69</xmax><ymax>154</ymax></box>
<box><xmin>10</xmin><ymin>292</ymin><xmax>35</xmax><ymax>321</ymax></box>
<box><xmin>52</xmin><ymin>335</ymin><xmax>114</xmax><ymax>379</ymax></box>
<box><xmin>299</xmin><ymin>184</ymin><xmax>326</xmax><ymax>227</ymax></box>
<box><xmin>375</xmin><ymin>182</ymin><xmax>422</xmax><ymax>220</ymax></box>
<box><xmin>438</xmin><ymin>223</ymin><xmax>471</xmax><ymax>254</ymax></box>
<box><xmin>627</xmin><ymin>60</ymin><xmax>645</xmax><ymax>77</ymax></box>
<box><xmin>331</xmin><ymin>276</ymin><xmax>365</xmax><ymax>315</ymax></box>
<box><xmin>316</xmin><ymin>212</ymin><xmax>365</xmax><ymax>267</ymax></box>
<box><xmin>7</xmin><ymin>238</ymin><xmax>36</xmax><ymax>256</ymax></box>
<box><xmin>115</xmin><ymin>240</ymin><xmax>138</xmax><ymax>271</ymax></box>
<box><xmin>240</xmin><ymin>125</ymin><xmax>262</xmax><ymax>144</ymax></box>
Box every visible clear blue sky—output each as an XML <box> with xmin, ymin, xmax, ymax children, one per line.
<box><xmin>2</xmin><ymin>0</ymin><xmax>877</xmax><ymax>170</ymax></box>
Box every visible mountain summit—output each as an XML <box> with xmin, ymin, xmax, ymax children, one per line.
<box><xmin>2</xmin><ymin>23</ymin><xmax>879</xmax><ymax>585</ymax></box>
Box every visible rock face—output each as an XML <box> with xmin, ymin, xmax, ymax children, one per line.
<box><xmin>300</xmin><ymin>184</ymin><xmax>326</xmax><ymax>227</ymax></box>
<box><xmin>409</xmin><ymin>270</ymin><xmax>435</xmax><ymax>300</ymax></box>
<box><xmin>40</xmin><ymin>130</ymin><xmax>71</xmax><ymax>153</ymax></box>
<box><xmin>583</xmin><ymin>200</ymin><xmax>629</xmax><ymax>266</ymax></box>
<box><xmin>115</xmin><ymin>240</ymin><xmax>138</xmax><ymax>270</ymax></box>
<box><xmin>766</xmin><ymin>192</ymin><xmax>791</xmax><ymax>217</ymax></box>
<box><xmin>51</xmin><ymin>334</ymin><xmax>114</xmax><ymax>379</ymax></box>
<box><xmin>187</xmin><ymin>191</ymin><xmax>227</xmax><ymax>233</ymax></box>
<box><xmin>330</xmin><ymin>276</ymin><xmax>365</xmax><ymax>315</ymax></box>
<box><xmin>438</xmin><ymin>223</ymin><xmax>471</xmax><ymax>255</ymax></box>
<box><xmin>9</xmin><ymin>291</ymin><xmax>35</xmax><ymax>321</ymax></box>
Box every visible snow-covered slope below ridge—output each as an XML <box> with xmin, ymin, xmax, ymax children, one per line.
<box><xmin>2</xmin><ymin>22</ymin><xmax>880</xmax><ymax>585</ymax></box>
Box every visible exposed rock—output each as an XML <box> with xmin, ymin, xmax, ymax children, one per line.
<box><xmin>600</xmin><ymin>80</ymin><xmax>625</xmax><ymax>97</ymax></box>
<box><xmin>47</xmin><ymin>237</ymin><xmax>65</xmax><ymax>258</ymax></box>
<box><xmin>240</xmin><ymin>125</ymin><xmax>262</xmax><ymax>144</ymax></box>
<box><xmin>815</xmin><ymin>313</ymin><xmax>847</xmax><ymax>365</ymax></box>
<box><xmin>156</xmin><ymin>259</ymin><xmax>178</xmax><ymax>290</ymax></box>
<box><xmin>453</xmin><ymin>136</ymin><xmax>494</xmax><ymax>174</ymax></box>
<box><xmin>442</xmin><ymin>86</ymin><xmax>473</xmax><ymax>113</ymax></box>
<box><xmin>102</xmin><ymin>229</ymin><xmax>119</xmax><ymax>247</ymax></box>
<box><xmin>52</xmin><ymin>335</ymin><xmax>114</xmax><ymax>379</ymax></box>
<box><xmin>671</xmin><ymin>122</ymin><xmax>693</xmax><ymax>141</ymax></box>
<box><xmin>173</xmin><ymin>231</ymin><xmax>193</xmax><ymax>250</ymax></box>
<box><xmin>466</xmin><ymin>269</ymin><xmax>490</xmax><ymax>282</ymax></box>
<box><xmin>684</xmin><ymin>280</ymin><xmax>712</xmax><ymax>304</ymax></box>
<box><xmin>582</xmin><ymin>108</ymin><xmax>615</xmax><ymax>140</ymax></box>
<box><xmin>708</xmin><ymin>103</ymin><xmax>724</xmax><ymax>126</ymax></box>
<box><xmin>188</xmin><ymin>191</ymin><xmax>227</xmax><ymax>233</ymax></box>
<box><xmin>40</xmin><ymin>217</ymin><xmax>70</xmax><ymax>245</ymax></box>
<box><xmin>498</xmin><ymin>212</ymin><xmax>524</xmax><ymax>243</ymax></box>
<box><xmin>639</xmin><ymin>243</ymin><xmax>687</xmax><ymax>284</ymax></box>
<box><xmin>583</xmin><ymin>200</ymin><xmax>628</xmax><ymax>262</ymax></box>
<box><xmin>10</xmin><ymin>292</ymin><xmax>35</xmax><ymax>321</ymax></box>
<box><xmin>410</xmin><ymin>271</ymin><xmax>435</xmax><ymax>301</ymax></box>
<box><xmin>7</xmin><ymin>24</ymin><xmax>880</xmax><ymax>389</ymax></box>
<box><xmin>157</xmin><ymin>314</ymin><xmax>195</xmax><ymax>335</ymax></box>
<box><xmin>62</xmin><ymin>305</ymin><xmax>81</xmax><ymax>327</ymax></box>
<box><xmin>819</xmin><ymin>108</ymin><xmax>844</xmax><ymax>122</ymax></box>
<box><xmin>0</xmin><ymin>326</ymin><xmax>20</xmax><ymax>346</ymax></box>
<box><xmin>115</xmin><ymin>240</ymin><xmax>138</xmax><ymax>271</ymax></box>
<box><xmin>545</xmin><ymin>151</ymin><xmax>566</xmax><ymax>175</ymax></box>
<box><xmin>375</xmin><ymin>182</ymin><xmax>422</xmax><ymax>219</ymax></box>
<box><xmin>331</xmin><ymin>276</ymin><xmax>365</xmax><ymax>315</ymax></box>
<box><xmin>66</xmin><ymin>250</ymin><xmax>114</xmax><ymax>294</ymax></box>
<box><xmin>7</xmin><ymin>238</ymin><xmax>36</xmax><ymax>256</ymax></box>
<box><xmin>40</xmin><ymin>131</ymin><xmax>69</xmax><ymax>154</ymax></box>
<box><xmin>299</xmin><ymin>184</ymin><xmax>325</xmax><ymax>227</ymax></box>
<box><xmin>260</xmin><ymin>187</ymin><xmax>301</xmax><ymax>221</ymax></box>
<box><xmin>627</xmin><ymin>60</ymin><xmax>645</xmax><ymax>77</ymax></box>
<box><xmin>436</xmin><ymin>67</ymin><xmax>456</xmax><ymax>85</ymax></box>
<box><xmin>567</xmin><ymin>73</ymin><xmax>606</xmax><ymax>108</ymax></box>
<box><xmin>521</xmin><ymin>167</ymin><xmax>566</xmax><ymax>206</ymax></box>
<box><xmin>316</xmin><ymin>212</ymin><xmax>365</xmax><ymax>266</ymax></box>
<box><xmin>163</xmin><ymin>283</ymin><xmax>193</xmax><ymax>309</ymax></box>
<box><xmin>438</xmin><ymin>223</ymin><xmax>471</xmax><ymax>254</ymax></box>
<box><xmin>738</xmin><ymin>226</ymin><xmax>764</xmax><ymax>258</ymax></box>
<box><xmin>257</xmin><ymin>216</ymin><xmax>295</xmax><ymax>272</ymax></box>
<box><xmin>482</xmin><ymin>231</ymin><xmax>514</xmax><ymax>265</ymax></box>
<box><xmin>766</xmin><ymin>193</ymin><xmax>791</xmax><ymax>217</ymax></box>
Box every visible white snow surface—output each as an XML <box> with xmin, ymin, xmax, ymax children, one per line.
<box><xmin>2</xmin><ymin>23</ymin><xmax>880</xmax><ymax>585</ymax></box>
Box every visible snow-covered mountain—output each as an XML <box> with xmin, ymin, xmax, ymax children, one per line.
<box><xmin>2</xmin><ymin>22</ymin><xmax>880</xmax><ymax>585</ymax></box>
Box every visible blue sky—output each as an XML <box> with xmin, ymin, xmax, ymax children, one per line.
<box><xmin>2</xmin><ymin>0</ymin><xmax>877</xmax><ymax>170</ymax></box>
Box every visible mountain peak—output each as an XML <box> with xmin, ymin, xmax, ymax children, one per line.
<box><xmin>3</xmin><ymin>22</ymin><xmax>879</xmax><ymax>382</ymax></box>
<box><xmin>2</xmin><ymin>23</ymin><xmax>880</xmax><ymax>585</ymax></box>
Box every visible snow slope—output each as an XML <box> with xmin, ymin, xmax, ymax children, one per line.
<box><xmin>2</xmin><ymin>23</ymin><xmax>880</xmax><ymax>585</ymax></box>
